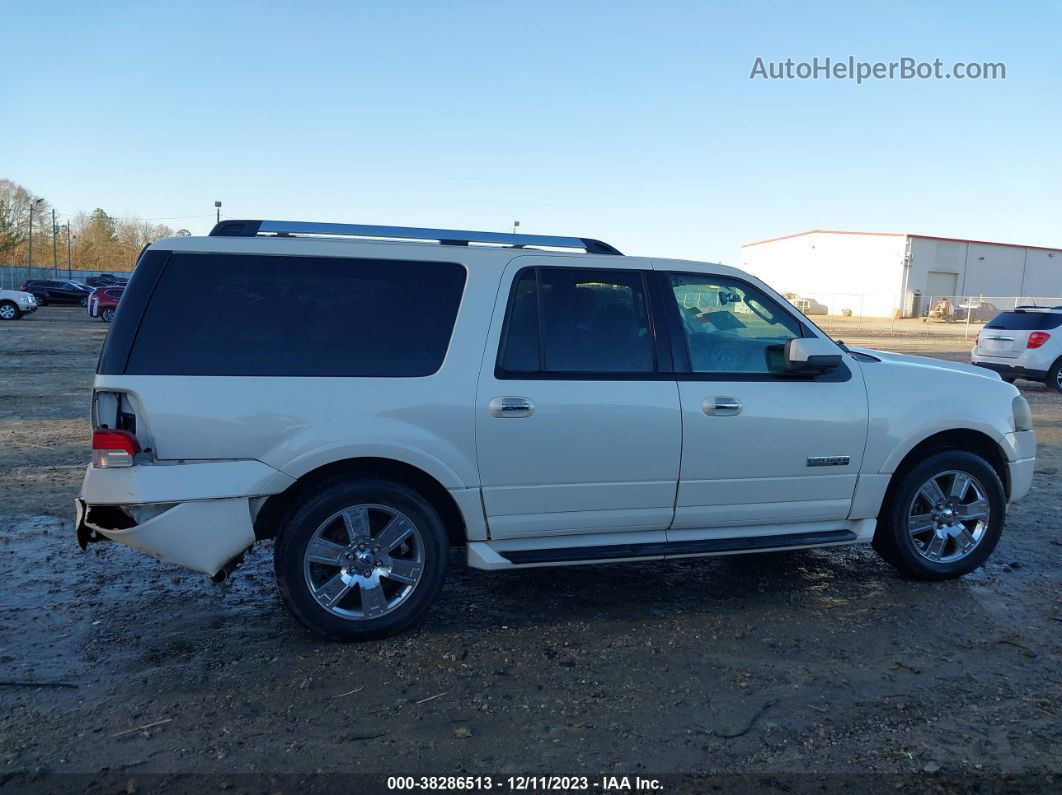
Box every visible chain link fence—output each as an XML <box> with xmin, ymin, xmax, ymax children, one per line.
<box><xmin>783</xmin><ymin>291</ymin><xmax>1062</xmax><ymax>339</ymax></box>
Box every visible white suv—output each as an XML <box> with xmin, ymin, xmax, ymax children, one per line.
<box><xmin>76</xmin><ymin>220</ymin><xmax>1036</xmax><ymax>640</ymax></box>
<box><xmin>0</xmin><ymin>288</ymin><xmax>38</xmax><ymax>320</ymax></box>
<box><xmin>972</xmin><ymin>306</ymin><xmax>1062</xmax><ymax>392</ymax></box>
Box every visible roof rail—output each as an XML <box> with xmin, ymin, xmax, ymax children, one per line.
<box><xmin>209</xmin><ymin>220</ymin><xmax>622</xmax><ymax>255</ymax></box>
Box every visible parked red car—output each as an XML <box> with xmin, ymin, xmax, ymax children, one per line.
<box><xmin>87</xmin><ymin>286</ymin><xmax>124</xmax><ymax>322</ymax></box>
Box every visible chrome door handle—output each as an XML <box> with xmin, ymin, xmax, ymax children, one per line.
<box><xmin>489</xmin><ymin>397</ymin><xmax>535</xmax><ymax>418</ymax></box>
<box><xmin>703</xmin><ymin>397</ymin><xmax>742</xmax><ymax>416</ymax></box>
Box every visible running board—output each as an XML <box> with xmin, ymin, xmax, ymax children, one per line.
<box><xmin>498</xmin><ymin>529</ymin><xmax>857</xmax><ymax>565</ymax></box>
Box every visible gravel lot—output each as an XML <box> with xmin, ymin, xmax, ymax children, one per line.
<box><xmin>1</xmin><ymin>307</ymin><xmax>1059</xmax><ymax>789</ymax></box>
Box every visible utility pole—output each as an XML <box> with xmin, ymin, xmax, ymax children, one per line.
<box><xmin>66</xmin><ymin>225</ymin><xmax>73</xmax><ymax>279</ymax></box>
<box><xmin>512</xmin><ymin>220</ymin><xmax>520</xmax><ymax>235</ymax></box>
<box><xmin>27</xmin><ymin>199</ymin><xmax>40</xmax><ymax>269</ymax></box>
<box><xmin>52</xmin><ymin>208</ymin><xmax>58</xmax><ymax>276</ymax></box>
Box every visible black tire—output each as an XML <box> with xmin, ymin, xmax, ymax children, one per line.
<box><xmin>1047</xmin><ymin>359</ymin><xmax>1062</xmax><ymax>393</ymax></box>
<box><xmin>274</xmin><ymin>478</ymin><xmax>449</xmax><ymax>641</ymax></box>
<box><xmin>873</xmin><ymin>450</ymin><xmax>1005</xmax><ymax>580</ymax></box>
<box><xmin>1001</xmin><ymin>376</ymin><xmax>1016</xmax><ymax>384</ymax></box>
<box><xmin>0</xmin><ymin>300</ymin><xmax>21</xmax><ymax>321</ymax></box>
<box><xmin>101</xmin><ymin>307</ymin><xmax>115</xmax><ymax>322</ymax></box>
<box><xmin>80</xmin><ymin>296</ymin><xmax>88</xmax><ymax>307</ymax></box>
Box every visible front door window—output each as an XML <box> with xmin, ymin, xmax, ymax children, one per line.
<box><xmin>668</xmin><ymin>274</ymin><xmax>802</xmax><ymax>374</ymax></box>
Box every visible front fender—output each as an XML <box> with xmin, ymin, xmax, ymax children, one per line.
<box><xmin>858</xmin><ymin>352</ymin><xmax>1018</xmax><ymax>475</ymax></box>
<box><xmin>877</xmin><ymin>420</ymin><xmax>1008</xmax><ymax>475</ymax></box>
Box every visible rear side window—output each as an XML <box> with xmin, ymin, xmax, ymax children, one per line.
<box><xmin>124</xmin><ymin>253</ymin><xmax>466</xmax><ymax>376</ymax></box>
<box><xmin>984</xmin><ymin>311</ymin><xmax>1062</xmax><ymax>330</ymax></box>
<box><xmin>498</xmin><ymin>267</ymin><xmax>655</xmax><ymax>375</ymax></box>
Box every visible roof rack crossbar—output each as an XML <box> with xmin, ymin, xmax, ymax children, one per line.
<box><xmin>209</xmin><ymin>220</ymin><xmax>622</xmax><ymax>255</ymax></box>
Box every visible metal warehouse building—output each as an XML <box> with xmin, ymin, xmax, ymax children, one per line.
<box><xmin>740</xmin><ymin>230</ymin><xmax>1062</xmax><ymax>319</ymax></box>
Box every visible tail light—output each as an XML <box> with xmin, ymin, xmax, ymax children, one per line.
<box><xmin>1027</xmin><ymin>332</ymin><xmax>1051</xmax><ymax>349</ymax></box>
<box><xmin>18</xmin><ymin>282</ymin><xmax>28</xmax><ymax>291</ymax></box>
<box><xmin>92</xmin><ymin>429</ymin><xmax>141</xmax><ymax>468</ymax></box>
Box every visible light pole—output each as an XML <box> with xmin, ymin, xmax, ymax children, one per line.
<box><xmin>66</xmin><ymin>225</ymin><xmax>74</xmax><ymax>279</ymax></box>
<box><xmin>215</xmin><ymin>200</ymin><xmax>222</xmax><ymax>225</ymax></box>
<box><xmin>512</xmin><ymin>220</ymin><xmax>520</xmax><ymax>235</ymax></box>
<box><xmin>27</xmin><ymin>197</ymin><xmax>43</xmax><ymax>270</ymax></box>
<box><xmin>52</xmin><ymin>208</ymin><xmax>59</xmax><ymax>277</ymax></box>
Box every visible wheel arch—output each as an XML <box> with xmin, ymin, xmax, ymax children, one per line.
<box><xmin>882</xmin><ymin>428</ymin><xmax>1010</xmax><ymax>507</ymax></box>
<box><xmin>1047</xmin><ymin>354</ymin><xmax>1062</xmax><ymax>383</ymax></box>
<box><xmin>253</xmin><ymin>457</ymin><xmax>468</xmax><ymax>547</ymax></box>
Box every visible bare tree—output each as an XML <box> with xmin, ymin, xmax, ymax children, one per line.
<box><xmin>2</xmin><ymin>178</ymin><xmax>180</xmax><ymax>272</ymax></box>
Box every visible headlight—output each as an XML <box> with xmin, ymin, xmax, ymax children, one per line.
<box><xmin>1012</xmin><ymin>395</ymin><xmax>1033</xmax><ymax>432</ymax></box>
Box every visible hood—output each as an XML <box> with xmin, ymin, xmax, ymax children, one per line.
<box><xmin>0</xmin><ymin>289</ymin><xmax>35</xmax><ymax>301</ymax></box>
<box><xmin>850</xmin><ymin>347</ymin><xmax>1002</xmax><ymax>381</ymax></box>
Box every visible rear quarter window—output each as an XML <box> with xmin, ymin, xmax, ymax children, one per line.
<box><xmin>121</xmin><ymin>252</ymin><xmax>466</xmax><ymax>376</ymax></box>
<box><xmin>984</xmin><ymin>311</ymin><xmax>1062</xmax><ymax>331</ymax></box>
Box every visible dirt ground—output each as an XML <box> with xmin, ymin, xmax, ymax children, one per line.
<box><xmin>1</xmin><ymin>308</ymin><xmax>1059</xmax><ymax>790</ymax></box>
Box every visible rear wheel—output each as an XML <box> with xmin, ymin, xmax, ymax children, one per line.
<box><xmin>873</xmin><ymin>451</ymin><xmax>1004</xmax><ymax>579</ymax></box>
<box><xmin>1047</xmin><ymin>359</ymin><xmax>1062</xmax><ymax>393</ymax></box>
<box><xmin>101</xmin><ymin>307</ymin><xmax>115</xmax><ymax>322</ymax></box>
<box><xmin>274</xmin><ymin>479</ymin><xmax>448</xmax><ymax>640</ymax></box>
<box><xmin>0</xmin><ymin>301</ymin><xmax>20</xmax><ymax>320</ymax></box>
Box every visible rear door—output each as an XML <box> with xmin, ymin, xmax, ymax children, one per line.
<box><xmin>57</xmin><ymin>282</ymin><xmax>83</xmax><ymax>301</ymax></box>
<box><xmin>475</xmin><ymin>258</ymin><xmax>681</xmax><ymax>540</ymax></box>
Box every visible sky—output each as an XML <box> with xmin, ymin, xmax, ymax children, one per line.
<box><xmin>2</xmin><ymin>0</ymin><xmax>1060</xmax><ymax>263</ymax></box>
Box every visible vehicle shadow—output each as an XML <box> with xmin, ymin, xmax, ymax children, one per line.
<box><xmin>424</xmin><ymin>544</ymin><xmax>896</xmax><ymax>635</ymax></box>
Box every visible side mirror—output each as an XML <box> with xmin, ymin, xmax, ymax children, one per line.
<box><xmin>784</xmin><ymin>338</ymin><xmax>842</xmax><ymax>373</ymax></box>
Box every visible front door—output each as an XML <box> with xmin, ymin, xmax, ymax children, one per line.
<box><xmin>659</xmin><ymin>269</ymin><xmax>869</xmax><ymax>534</ymax></box>
<box><xmin>475</xmin><ymin>258</ymin><xmax>682</xmax><ymax>540</ymax></box>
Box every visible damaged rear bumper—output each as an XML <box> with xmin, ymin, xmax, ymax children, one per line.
<box><xmin>76</xmin><ymin>458</ymin><xmax>294</xmax><ymax>576</ymax></box>
<box><xmin>75</xmin><ymin>497</ymin><xmax>257</xmax><ymax>577</ymax></box>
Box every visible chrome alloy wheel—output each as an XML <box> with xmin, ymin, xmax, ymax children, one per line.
<box><xmin>302</xmin><ymin>504</ymin><xmax>424</xmax><ymax>620</ymax></box>
<box><xmin>0</xmin><ymin>304</ymin><xmax>16</xmax><ymax>320</ymax></box>
<box><xmin>908</xmin><ymin>470</ymin><xmax>991</xmax><ymax>564</ymax></box>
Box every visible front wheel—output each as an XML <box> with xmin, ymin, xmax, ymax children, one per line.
<box><xmin>274</xmin><ymin>479</ymin><xmax>449</xmax><ymax>641</ymax></box>
<box><xmin>873</xmin><ymin>451</ymin><xmax>1005</xmax><ymax>580</ymax></box>
<box><xmin>0</xmin><ymin>301</ymin><xmax>20</xmax><ymax>320</ymax></box>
